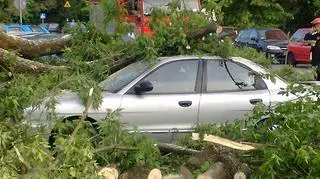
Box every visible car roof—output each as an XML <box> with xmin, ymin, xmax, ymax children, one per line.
<box><xmin>157</xmin><ymin>55</ymin><xmax>266</xmax><ymax>73</ymax></box>
<box><xmin>241</xmin><ymin>28</ymin><xmax>283</xmax><ymax>31</ymax></box>
<box><xmin>297</xmin><ymin>28</ymin><xmax>311</xmax><ymax>31</ymax></box>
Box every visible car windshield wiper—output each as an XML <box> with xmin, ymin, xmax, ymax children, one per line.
<box><xmin>223</xmin><ymin>60</ymin><xmax>244</xmax><ymax>89</ymax></box>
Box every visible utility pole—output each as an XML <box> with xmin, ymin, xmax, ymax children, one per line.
<box><xmin>14</xmin><ymin>0</ymin><xmax>26</xmax><ymax>25</ymax></box>
<box><xmin>19</xmin><ymin>0</ymin><xmax>22</xmax><ymax>25</ymax></box>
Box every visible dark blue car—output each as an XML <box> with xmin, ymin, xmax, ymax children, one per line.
<box><xmin>235</xmin><ymin>28</ymin><xmax>289</xmax><ymax>63</ymax></box>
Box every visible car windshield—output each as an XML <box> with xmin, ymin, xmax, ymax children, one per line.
<box><xmin>258</xmin><ymin>29</ymin><xmax>288</xmax><ymax>40</ymax></box>
<box><xmin>143</xmin><ymin>0</ymin><xmax>200</xmax><ymax>14</ymax></box>
<box><xmin>99</xmin><ymin>61</ymin><xmax>151</xmax><ymax>93</ymax></box>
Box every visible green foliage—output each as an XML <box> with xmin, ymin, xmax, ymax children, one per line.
<box><xmin>0</xmin><ymin>110</ymin><xmax>160</xmax><ymax>177</ymax></box>
<box><xmin>96</xmin><ymin>111</ymin><xmax>160</xmax><ymax>171</ymax></box>
<box><xmin>273</xmin><ymin>66</ymin><xmax>316</xmax><ymax>82</ymax></box>
<box><xmin>175</xmin><ymin>84</ymin><xmax>320</xmax><ymax>178</ymax></box>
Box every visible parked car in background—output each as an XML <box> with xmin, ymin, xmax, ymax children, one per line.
<box><xmin>219</xmin><ymin>26</ymin><xmax>238</xmax><ymax>43</ymax></box>
<box><xmin>2</xmin><ymin>24</ymin><xmax>28</xmax><ymax>36</ymax></box>
<box><xmin>1</xmin><ymin>24</ymin><xmax>40</xmax><ymax>39</ymax></box>
<box><xmin>24</xmin><ymin>56</ymin><xmax>295</xmax><ymax>143</ymax></box>
<box><xmin>287</xmin><ymin>28</ymin><xmax>312</xmax><ymax>66</ymax></box>
<box><xmin>235</xmin><ymin>28</ymin><xmax>289</xmax><ymax>63</ymax></box>
<box><xmin>62</xmin><ymin>21</ymin><xmax>87</xmax><ymax>34</ymax></box>
<box><xmin>40</xmin><ymin>23</ymin><xmax>60</xmax><ymax>33</ymax></box>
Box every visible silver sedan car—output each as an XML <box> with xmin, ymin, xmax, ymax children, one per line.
<box><xmin>24</xmin><ymin>56</ymin><xmax>295</xmax><ymax>142</ymax></box>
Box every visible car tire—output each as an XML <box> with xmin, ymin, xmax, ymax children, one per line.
<box><xmin>48</xmin><ymin>116</ymin><xmax>99</xmax><ymax>149</ymax></box>
<box><xmin>287</xmin><ymin>53</ymin><xmax>297</xmax><ymax>67</ymax></box>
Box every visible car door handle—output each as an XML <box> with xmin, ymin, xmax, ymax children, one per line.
<box><xmin>178</xmin><ymin>101</ymin><xmax>192</xmax><ymax>107</ymax></box>
<box><xmin>250</xmin><ymin>98</ymin><xmax>263</xmax><ymax>105</ymax></box>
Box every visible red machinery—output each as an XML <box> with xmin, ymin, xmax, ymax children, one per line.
<box><xmin>120</xmin><ymin>0</ymin><xmax>202</xmax><ymax>36</ymax></box>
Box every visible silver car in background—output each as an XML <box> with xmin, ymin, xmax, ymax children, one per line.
<box><xmin>24</xmin><ymin>56</ymin><xmax>295</xmax><ymax>142</ymax></box>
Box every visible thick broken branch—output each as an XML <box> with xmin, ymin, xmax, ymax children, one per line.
<box><xmin>156</xmin><ymin>142</ymin><xmax>201</xmax><ymax>155</ymax></box>
<box><xmin>0</xmin><ymin>48</ymin><xmax>67</xmax><ymax>73</ymax></box>
<box><xmin>0</xmin><ymin>32</ymin><xmax>71</xmax><ymax>58</ymax></box>
<box><xmin>187</xmin><ymin>22</ymin><xmax>223</xmax><ymax>40</ymax></box>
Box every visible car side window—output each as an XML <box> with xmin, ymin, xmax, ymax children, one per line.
<box><xmin>131</xmin><ymin>60</ymin><xmax>199</xmax><ymax>94</ymax></box>
<box><xmin>249</xmin><ymin>30</ymin><xmax>258</xmax><ymax>40</ymax></box>
<box><xmin>206</xmin><ymin>60</ymin><xmax>267</xmax><ymax>92</ymax></box>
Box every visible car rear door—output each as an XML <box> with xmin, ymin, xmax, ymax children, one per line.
<box><xmin>119</xmin><ymin>59</ymin><xmax>202</xmax><ymax>141</ymax></box>
<box><xmin>198</xmin><ymin>58</ymin><xmax>271</xmax><ymax>124</ymax></box>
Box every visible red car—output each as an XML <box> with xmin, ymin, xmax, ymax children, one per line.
<box><xmin>287</xmin><ymin>28</ymin><xmax>312</xmax><ymax>65</ymax></box>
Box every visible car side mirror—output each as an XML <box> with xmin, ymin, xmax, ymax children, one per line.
<box><xmin>134</xmin><ymin>81</ymin><xmax>153</xmax><ymax>94</ymax></box>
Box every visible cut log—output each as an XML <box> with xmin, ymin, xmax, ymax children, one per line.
<box><xmin>234</xmin><ymin>172</ymin><xmax>246</xmax><ymax>179</ymax></box>
<box><xmin>0</xmin><ymin>32</ymin><xmax>71</xmax><ymax>58</ymax></box>
<box><xmin>187</xmin><ymin>22</ymin><xmax>223</xmax><ymax>40</ymax></box>
<box><xmin>191</xmin><ymin>133</ymin><xmax>256</xmax><ymax>151</ymax></box>
<box><xmin>156</xmin><ymin>142</ymin><xmax>201</xmax><ymax>155</ymax></box>
<box><xmin>98</xmin><ymin>166</ymin><xmax>119</xmax><ymax>179</ymax></box>
<box><xmin>163</xmin><ymin>174</ymin><xmax>183</xmax><ymax>179</ymax></box>
<box><xmin>180</xmin><ymin>166</ymin><xmax>193</xmax><ymax>179</ymax></box>
<box><xmin>0</xmin><ymin>48</ymin><xmax>67</xmax><ymax>73</ymax></box>
<box><xmin>119</xmin><ymin>167</ymin><xmax>151</xmax><ymax>179</ymax></box>
<box><xmin>197</xmin><ymin>162</ymin><xmax>227</xmax><ymax>179</ymax></box>
<box><xmin>147</xmin><ymin>168</ymin><xmax>162</xmax><ymax>179</ymax></box>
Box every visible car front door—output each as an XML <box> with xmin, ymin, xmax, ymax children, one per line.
<box><xmin>290</xmin><ymin>29</ymin><xmax>311</xmax><ymax>63</ymax></box>
<box><xmin>120</xmin><ymin>59</ymin><xmax>201</xmax><ymax>141</ymax></box>
<box><xmin>199</xmin><ymin>59</ymin><xmax>271</xmax><ymax>124</ymax></box>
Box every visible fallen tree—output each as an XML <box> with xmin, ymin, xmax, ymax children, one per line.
<box><xmin>0</xmin><ymin>32</ymin><xmax>71</xmax><ymax>59</ymax></box>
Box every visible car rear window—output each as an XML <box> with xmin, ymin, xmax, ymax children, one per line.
<box><xmin>259</xmin><ymin>29</ymin><xmax>288</xmax><ymax>40</ymax></box>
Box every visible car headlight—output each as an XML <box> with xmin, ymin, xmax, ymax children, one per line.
<box><xmin>267</xmin><ymin>45</ymin><xmax>281</xmax><ymax>50</ymax></box>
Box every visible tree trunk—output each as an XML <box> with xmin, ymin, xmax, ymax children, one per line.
<box><xmin>0</xmin><ymin>32</ymin><xmax>71</xmax><ymax>59</ymax></box>
<box><xmin>0</xmin><ymin>48</ymin><xmax>67</xmax><ymax>73</ymax></box>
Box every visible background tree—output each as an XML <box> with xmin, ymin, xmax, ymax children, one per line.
<box><xmin>217</xmin><ymin>0</ymin><xmax>292</xmax><ymax>28</ymax></box>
